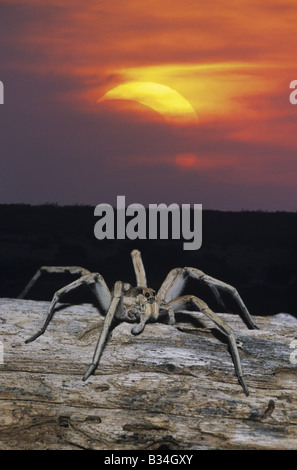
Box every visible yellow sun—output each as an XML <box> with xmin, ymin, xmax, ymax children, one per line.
<box><xmin>98</xmin><ymin>81</ymin><xmax>198</xmax><ymax>123</ymax></box>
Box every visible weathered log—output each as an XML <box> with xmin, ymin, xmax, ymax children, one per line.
<box><xmin>0</xmin><ymin>297</ymin><xmax>297</xmax><ymax>450</ymax></box>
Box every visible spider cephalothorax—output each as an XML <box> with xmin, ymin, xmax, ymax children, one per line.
<box><xmin>20</xmin><ymin>250</ymin><xmax>258</xmax><ymax>396</ymax></box>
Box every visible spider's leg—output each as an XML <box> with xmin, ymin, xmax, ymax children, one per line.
<box><xmin>83</xmin><ymin>281</ymin><xmax>123</xmax><ymax>381</ymax></box>
<box><xmin>167</xmin><ymin>295</ymin><xmax>250</xmax><ymax>396</ymax></box>
<box><xmin>25</xmin><ymin>273</ymin><xmax>111</xmax><ymax>344</ymax></box>
<box><xmin>157</xmin><ymin>268</ymin><xmax>185</xmax><ymax>303</ymax></box>
<box><xmin>158</xmin><ymin>304</ymin><xmax>176</xmax><ymax>326</ymax></box>
<box><xmin>18</xmin><ymin>266</ymin><xmax>91</xmax><ymax>299</ymax></box>
<box><xmin>186</xmin><ymin>267</ymin><xmax>258</xmax><ymax>330</ymax></box>
<box><xmin>131</xmin><ymin>250</ymin><xmax>147</xmax><ymax>287</ymax></box>
<box><xmin>130</xmin><ymin>300</ymin><xmax>159</xmax><ymax>335</ymax></box>
<box><xmin>157</xmin><ymin>268</ymin><xmax>230</xmax><ymax>308</ymax></box>
<box><xmin>157</xmin><ymin>267</ymin><xmax>258</xmax><ymax>330</ymax></box>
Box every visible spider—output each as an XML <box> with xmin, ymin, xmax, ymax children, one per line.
<box><xmin>19</xmin><ymin>249</ymin><xmax>258</xmax><ymax>396</ymax></box>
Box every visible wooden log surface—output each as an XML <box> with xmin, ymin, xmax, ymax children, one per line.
<box><xmin>1</xmin><ymin>297</ymin><xmax>297</xmax><ymax>450</ymax></box>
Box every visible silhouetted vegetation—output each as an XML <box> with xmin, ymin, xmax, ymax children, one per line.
<box><xmin>0</xmin><ymin>204</ymin><xmax>296</xmax><ymax>316</ymax></box>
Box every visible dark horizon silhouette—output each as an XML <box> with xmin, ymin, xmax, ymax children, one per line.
<box><xmin>1</xmin><ymin>204</ymin><xmax>296</xmax><ymax>317</ymax></box>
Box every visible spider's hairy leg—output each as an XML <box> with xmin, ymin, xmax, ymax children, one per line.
<box><xmin>186</xmin><ymin>268</ymin><xmax>259</xmax><ymax>330</ymax></box>
<box><xmin>158</xmin><ymin>267</ymin><xmax>258</xmax><ymax>330</ymax></box>
<box><xmin>131</xmin><ymin>250</ymin><xmax>147</xmax><ymax>287</ymax></box>
<box><xmin>164</xmin><ymin>305</ymin><xmax>176</xmax><ymax>325</ymax></box>
<box><xmin>25</xmin><ymin>273</ymin><xmax>111</xmax><ymax>344</ymax></box>
<box><xmin>131</xmin><ymin>299</ymin><xmax>160</xmax><ymax>335</ymax></box>
<box><xmin>18</xmin><ymin>266</ymin><xmax>91</xmax><ymax>299</ymax></box>
<box><xmin>83</xmin><ymin>281</ymin><xmax>123</xmax><ymax>381</ymax></box>
<box><xmin>159</xmin><ymin>304</ymin><xmax>176</xmax><ymax>326</ymax></box>
<box><xmin>167</xmin><ymin>295</ymin><xmax>250</xmax><ymax>396</ymax></box>
<box><xmin>157</xmin><ymin>268</ymin><xmax>186</xmax><ymax>303</ymax></box>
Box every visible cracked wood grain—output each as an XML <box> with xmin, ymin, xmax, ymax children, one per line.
<box><xmin>1</xmin><ymin>298</ymin><xmax>297</xmax><ymax>450</ymax></box>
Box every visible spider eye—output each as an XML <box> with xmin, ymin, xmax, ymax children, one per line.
<box><xmin>145</xmin><ymin>292</ymin><xmax>150</xmax><ymax>298</ymax></box>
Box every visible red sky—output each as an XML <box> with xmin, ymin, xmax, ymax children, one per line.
<box><xmin>1</xmin><ymin>0</ymin><xmax>297</xmax><ymax>209</ymax></box>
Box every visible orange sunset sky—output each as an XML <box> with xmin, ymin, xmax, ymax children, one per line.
<box><xmin>1</xmin><ymin>0</ymin><xmax>297</xmax><ymax>209</ymax></box>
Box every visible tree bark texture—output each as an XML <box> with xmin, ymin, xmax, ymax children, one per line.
<box><xmin>1</xmin><ymin>297</ymin><xmax>297</xmax><ymax>450</ymax></box>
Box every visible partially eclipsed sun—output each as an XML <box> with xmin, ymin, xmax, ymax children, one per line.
<box><xmin>98</xmin><ymin>81</ymin><xmax>198</xmax><ymax>123</ymax></box>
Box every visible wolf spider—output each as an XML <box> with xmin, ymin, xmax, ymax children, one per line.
<box><xmin>20</xmin><ymin>250</ymin><xmax>258</xmax><ymax>395</ymax></box>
